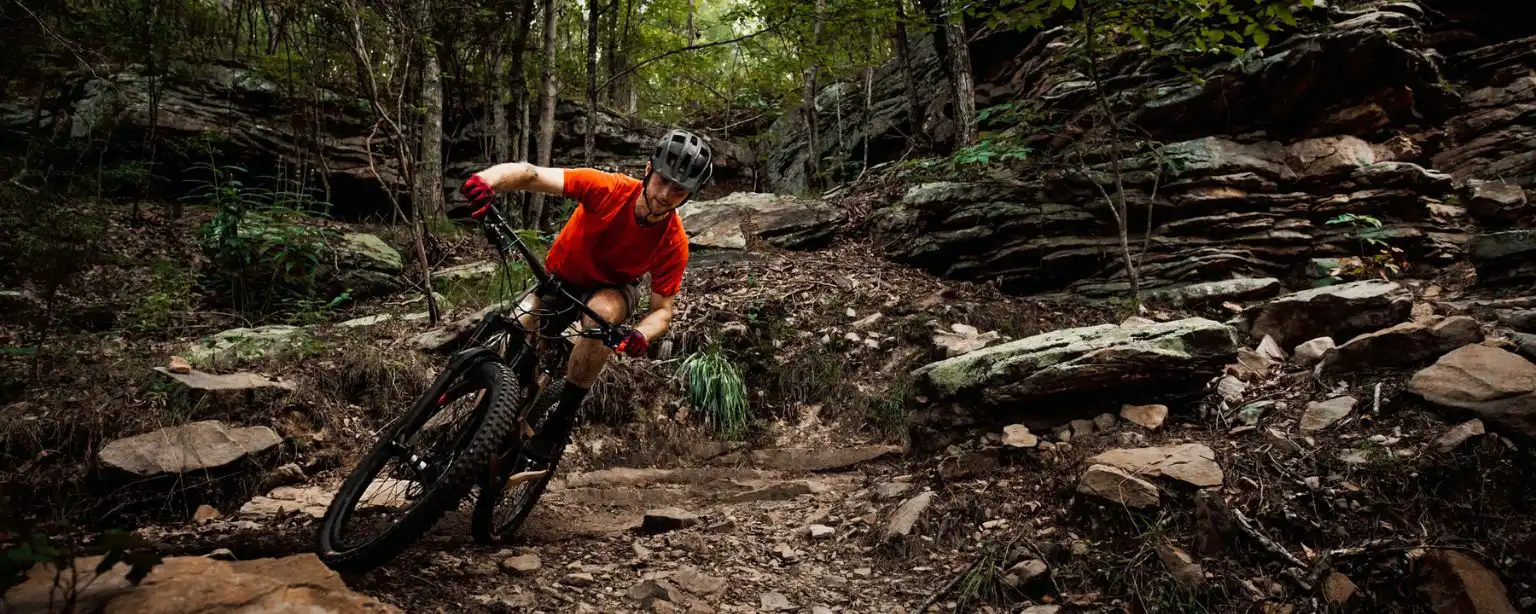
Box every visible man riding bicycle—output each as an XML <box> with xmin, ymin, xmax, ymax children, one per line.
<box><xmin>458</xmin><ymin>129</ymin><xmax>712</xmax><ymax>461</ymax></box>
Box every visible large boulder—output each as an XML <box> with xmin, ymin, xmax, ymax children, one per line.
<box><xmin>910</xmin><ymin>317</ymin><xmax>1236</xmax><ymax>437</ymax></box>
<box><xmin>4</xmin><ymin>553</ymin><xmax>400</xmax><ymax>613</ymax></box>
<box><xmin>98</xmin><ymin>420</ymin><xmax>282</xmax><ymax>477</ymax></box>
<box><xmin>677</xmin><ymin>192</ymin><xmax>846</xmax><ymax>250</ymax></box>
<box><xmin>1244</xmin><ymin>280</ymin><xmax>1412</xmax><ymax>347</ymax></box>
<box><xmin>1408</xmin><ymin>344</ymin><xmax>1536</xmax><ymax>440</ymax></box>
<box><xmin>1317</xmin><ymin>316</ymin><xmax>1484</xmax><ymax>373</ymax></box>
<box><xmin>1469</xmin><ymin>230</ymin><xmax>1536</xmax><ymax>286</ymax></box>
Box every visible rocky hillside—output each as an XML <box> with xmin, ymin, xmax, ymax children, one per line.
<box><xmin>0</xmin><ymin>63</ymin><xmax>752</xmax><ymax>219</ymax></box>
<box><xmin>773</xmin><ymin>0</ymin><xmax>1534</xmax><ymax>299</ymax></box>
<box><xmin>6</xmin><ymin>203</ymin><xmax>1536</xmax><ymax>612</ymax></box>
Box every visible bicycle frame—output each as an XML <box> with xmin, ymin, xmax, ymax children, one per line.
<box><xmin>458</xmin><ymin>200</ymin><xmax>626</xmax><ymax>382</ymax></box>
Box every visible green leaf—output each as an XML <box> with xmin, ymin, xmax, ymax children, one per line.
<box><xmin>1061</xmin><ymin>0</ymin><xmax>1075</xmax><ymax>10</ymax></box>
<box><xmin>1253</xmin><ymin>30</ymin><xmax>1270</xmax><ymax>47</ymax></box>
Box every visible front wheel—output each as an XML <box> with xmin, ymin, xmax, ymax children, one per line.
<box><xmin>315</xmin><ymin>359</ymin><xmax>522</xmax><ymax>573</ymax></box>
<box><xmin>472</xmin><ymin>380</ymin><xmax>567</xmax><ymax>544</ymax></box>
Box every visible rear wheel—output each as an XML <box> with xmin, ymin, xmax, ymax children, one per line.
<box><xmin>316</xmin><ymin>359</ymin><xmax>521</xmax><ymax>573</ymax></box>
<box><xmin>472</xmin><ymin>379</ymin><xmax>567</xmax><ymax>544</ymax></box>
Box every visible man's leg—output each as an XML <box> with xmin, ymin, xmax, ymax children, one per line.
<box><xmin>527</xmin><ymin>288</ymin><xmax>630</xmax><ymax>459</ymax></box>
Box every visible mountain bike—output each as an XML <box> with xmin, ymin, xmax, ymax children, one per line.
<box><xmin>315</xmin><ymin>199</ymin><xmax>631</xmax><ymax>573</ymax></box>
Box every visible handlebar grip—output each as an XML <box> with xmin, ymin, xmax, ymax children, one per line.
<box><xmin>471</xmin><ymin>204</ymin><xmax>492</xmax><ymax>219</ymax></box>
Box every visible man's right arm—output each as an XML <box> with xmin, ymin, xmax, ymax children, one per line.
<box><xmin>476</xmin><ymin>162</ymin><xmax>566</xmax><ymax>197</ymax></box>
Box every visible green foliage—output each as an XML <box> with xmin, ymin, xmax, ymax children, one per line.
<box><xmin>677</xmin><ymin>345</ymin><xmax>750</xmax><ymax>439</ymax></box>
<box><xmin>188</xmin><ymin>162</ymin><xmax>335</xmax><ymax>316</ymax></box>
<box><xmin>1325</xmin><ymin>213</ymin><xmax>1405</xmax><ymax>280</ymax></box>
<box><xmin>129</xmin><ymin>258</ymin><xmax>196</xmax><ymax>332</ymax></box>
<box><xmin>981</xmin><ymin>0</ymin><xmax>1315</xmax><ymax>55</ymax></box>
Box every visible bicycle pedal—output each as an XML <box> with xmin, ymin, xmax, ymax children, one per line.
<box><xmin>504</xmin><ymin>469</ymin><xmax>550</xmax><ymax>489</ymax></box>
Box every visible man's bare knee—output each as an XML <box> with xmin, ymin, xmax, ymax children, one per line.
<box><xmin>580</xmin><ymin>289</ymin><xmax>629</xmax><ymax>330</ymax></box>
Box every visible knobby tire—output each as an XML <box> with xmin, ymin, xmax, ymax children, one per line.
<box><xmin>316</xmin><ymin>360</ymin><xmax>522</xmax><ymax>573</ymax></box>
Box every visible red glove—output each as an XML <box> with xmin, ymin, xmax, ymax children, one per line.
<box><xmin>614</xmin><ymin>329</ymin><xmax>648</xmax><ymax>358</ymax></box>
<box><xmin>460</xmin><ymin>174</ymin><xmax>496</xmax><ymax>209</ymax></box>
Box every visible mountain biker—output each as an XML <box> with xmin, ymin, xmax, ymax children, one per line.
<box><xmin>458</xmin><ymin>128</ymin><xmax>712</xmax><ymax>460</ymax></box>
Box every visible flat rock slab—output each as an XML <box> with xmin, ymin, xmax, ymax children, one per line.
<box><xmin>1409</xmin><ymin>344</ymin><xmax>1536</xmax><ymax>440</ymax></box>
<box><xmin>1302</xmin><ymin>396</ymin><xmax>1359</xmax><ymax>432</ymax></box>
<box><xmin>746</xmin><ymin>445</ymin><xmax>903</xmax><ymax>472</ymax></box>
<box><xmin>912</xmin><ymin>317</ymin><xmax>1236</xmax><ymax>432</ymax></box>
<box><xmin>152</xmin><ymin>367</ymin><xmax>294</xmax><ymax>391</ymax></box>
<box><xmin>1085</xmin><ymin>443</ymin><xmax>1224</xmax><ymax>488</ymax></box>
<box><xmin>1319</xmin><ymin>316</ymin><xmax>1483</xmax><ymax>373</ymax></box>
<box><xmin>677</xmin><ymin>192</ymin><xmax>846</xmax><ymax>250</ymax></box>
<box><xmin>884</xmin><ymin>491</ymin><xmax>935</xmax><ymax>540</ymax></box>
<box><xmin>4</xmin><ymin>553</ymin><xmax>399</xmax><ymax>613</ymax></box>
<box><xmin>1246</xmin><ymin>280</ymin><xmax>1413</xmax><ymax>347</ymax></box>
<box><xmin>1077</xmin><ymin>464</ymin><xmax>1160</xmax><ymax>509</ymax></box>
<box><xmin>1145</xmin><ymin>277</ymin><xmax>1282</xmax><ymax>307</ymax></box>
<box><xmin>98</xmin><ymin>421</ymin><xmax>282</xmax><ymax>477</ymax></box>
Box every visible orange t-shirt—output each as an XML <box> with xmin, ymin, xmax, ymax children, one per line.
<box><xmin>545</xmin><ymin>168</ymin><xmax>690</xmax><ymax>297</ymax></box>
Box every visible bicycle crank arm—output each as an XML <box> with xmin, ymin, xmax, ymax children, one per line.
<box><xmin>505</xmin><ymin>469</ymin><xmax>550</xmax><ymax>489</ymax></box>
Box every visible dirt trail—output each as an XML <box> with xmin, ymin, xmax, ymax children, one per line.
<box><xmin>154</xmin><ymin>443</ymin><xmax>939</xmax><ymax>613</ymax></box>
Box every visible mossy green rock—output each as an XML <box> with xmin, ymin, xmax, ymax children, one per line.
<box><xmin>185</xmin><ymin>325</ymin><xmax>310</xmax><ymax>368</ymax></box>
<box><xmin>911</xmin><ymin>317</ymin><xmax>1237</xmax><ymax>432</ymax></box>
<box><xmin>335</xmin><ymin>233</ymin><xmax>404</xmax><ymax>273</ymax></box>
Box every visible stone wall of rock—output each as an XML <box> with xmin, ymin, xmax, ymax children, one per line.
<box><xmin>2</xmin><ymin>63</ymin><xmax>748</xmax><ymax>219</ymax></box>
<box><xmin>855</xmin><ymin>2</ymin><xmax>1534</xmax><ymax>296</ymax></box>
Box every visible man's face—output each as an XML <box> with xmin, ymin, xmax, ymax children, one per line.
<box><xmin>636</xmin><ymin>162</ymin><xmax>691</xmax><ymax>225</ymax></box>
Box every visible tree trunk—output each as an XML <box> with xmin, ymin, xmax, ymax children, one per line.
<box><xmin>416</xmin><ymin>46</ymin><xmax>445</xmax><ymax>216</ymax></box>
<box><xmin>801</xmin><ymin>0</ymin><xmax>826</xmax><ymax>194</ymax></box>
<box><xmin>584</xmin><ymin>0</ymin><xmax>600</xmax><ymax>166</ymax></box>
<box><xmin>944</xmin><ymin>0</ymin><xmax>976</xmax><ymax>148</ymax></box>
<box><xmin>604</xmin><ymin>0</ymin><xmax>620</xmax><ymax>105</ymax></box>
<box><xmin>892</xmin><ymin>0</ymin><xmax>925</xmax><ymax>144</ymax></box>
<box><xmin>531</xmin><ymin>0</ymin><xmax>559</xmax><ymax>230</ymax></box>
<box><xmin>492</xmin><ymin>51</ymin><xmax>510</xmax><ymax>163</ymax></box>
<box><xmin>509</xmin><ymin>0</ymin><xmax>537</xmax><ymax>162</ymax></box>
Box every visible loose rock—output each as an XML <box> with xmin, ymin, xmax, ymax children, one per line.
<box><xmin>1419</xmin><ymin>550</ymin><xmax>1518</xmax><ymax>614</ymax></box>
<box><xmin>1302</xmin><ymin>396</ymin><xmax>1359</xmax><ymax>432</ymax></box>
<box><xmin>1120</xmin><ymin>404</ymin><xmax>1169</xmax><ymax>430</ymax></box>
<box><xmin>500</xmin><ymin>553</ymin><xmax>541</xmax><ymax>575</ymax></box>
<box><xmin>1085</xmin><ymin>443</ymin><xmax>1225</xmax><ymax>488</ymax></box>
<box><xmin>1077</xmin><ymin>465</ymin><xmax>1160</xmax><ymax>509</ymax></box>
<box><xmin>1433</xmin><ymin>419</ymin><xmax>1486</xmax><ymax>453</ymax></box>
<box><xmin>1293</xmin><ymin>337</ymin><xmax>1336</xmax><ymax>367</ymax></box>
<box><xmin>1156</xmin><ymin>543</ymin><xmax>1206</xmax><ymax>590</ymax></box>
<box><xmin>1002</xmin><ymin>424</ymin><xmax>1040</xmax><ymax>448</ymax></box>
<box><xmin>1324</xmin><ymin>572</ymin><xmax>1358</xmax><ymax>605</ymax></box>
<box><xmin>98</xmin><ymin>421</ymin><xmax>282</xmax><ymax>478</ymax></box>
<box><xmin>759</xmin><ymin>592</ymin><xmax>793</xmax><ymax>611</ymax></box>
<box><xmin>640</xmin><ymin>508</ymin><xmax>700</xmax><ymax>534</ymax></box>
<box><xmin>884</xmin><ymin>491</ymin><xmax>935</xmax><ymax>539</ymax></box>
<box><xmin>1409</xmin><ymin>345</ymin><xmax>1536</xmax><ymax>439</ymax></box>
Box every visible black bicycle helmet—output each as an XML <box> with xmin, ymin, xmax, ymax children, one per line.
<box><xmin>649</xmin><ymin>129</ymin><xmax>713</xmax><ymax>193</ymax></box>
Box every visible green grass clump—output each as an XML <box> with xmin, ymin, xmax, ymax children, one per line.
<box><xmin>677</xmin><ymin>345</ymin><xmax>750</xmax><ymax>439</ymax></box>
